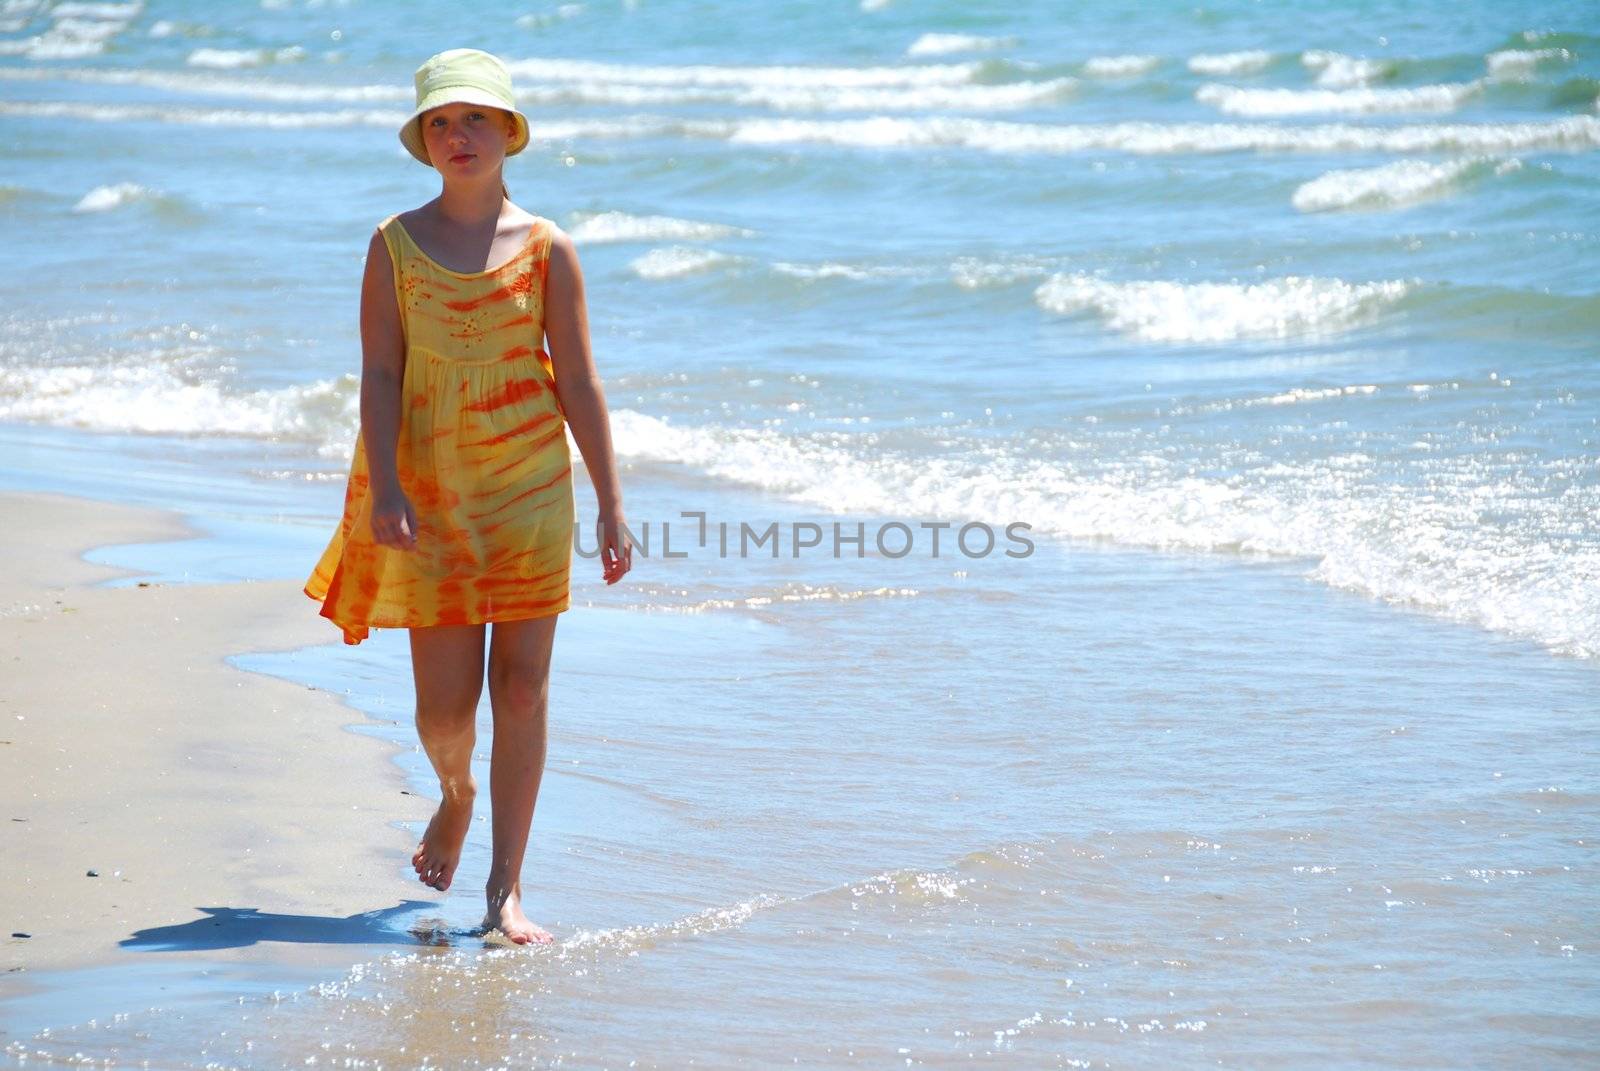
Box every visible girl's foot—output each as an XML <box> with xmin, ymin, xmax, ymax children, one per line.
<box><xmin>411</xmin><ymin>785</ymin><xmax>475</xmax><ymax>891</ymax></box>
<box><xmin>483</xmin><ymin>884</ymin><xmax>554</xmax><ymax>945</ymax></box>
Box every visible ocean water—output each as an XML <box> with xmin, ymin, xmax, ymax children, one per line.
<box><xmin>2</xmin><ymin>0</ymin><xmax>1598</xmax><ymax>1066</ymax></box>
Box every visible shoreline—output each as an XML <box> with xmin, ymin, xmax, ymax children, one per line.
<box><xmin>0</xmin><ymin>491</ymin><xmax>431</xmax><ymax>992</ymax></box>
<box><xmin>1</xmin><ymin>474</ymin><xmax>1595</xmax><ymax>1065</ymax></box>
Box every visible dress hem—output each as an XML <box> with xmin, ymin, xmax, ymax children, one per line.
<box><xmin>303</xmin><ymin>585</ymin><xmax>569</xmax><ymax>646</ymax></box>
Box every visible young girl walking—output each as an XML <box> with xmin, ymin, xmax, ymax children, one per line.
<box><xmin>304</xmin><ymin>48</ymin><xmax>631</xmax><ymax>945</ymax></box>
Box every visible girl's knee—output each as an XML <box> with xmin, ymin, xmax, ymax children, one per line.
<box><xmin>415</xmin><ymin>694</ymin><xmax>480</xmax><ymax>734</ymax></box>
<box><xmin>487</xmin><ymin>660</ymin><xmax>549</xmax><ymax>712</ymax></box>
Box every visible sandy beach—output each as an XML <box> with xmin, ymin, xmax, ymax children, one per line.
<box><xmin>0</xmin><ymin>491</ymin><xmax>429</xmax><ymax>982</ymax></box>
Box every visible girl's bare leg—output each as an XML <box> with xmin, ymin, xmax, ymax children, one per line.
<box><xmin>409</xmin><ymin>622</ymin><xmax>486</xmax><ymax>892</ymax></box>
<box><xmin>482</xmin><ymin>613</ymin><xmax>559</xmax><ymax>944</ymax></box>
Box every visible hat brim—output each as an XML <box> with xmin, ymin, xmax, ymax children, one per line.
<box><xmin>399</xmin><ymin>89</ymin><xmax>530</xmax><ymax>167</ymax></box>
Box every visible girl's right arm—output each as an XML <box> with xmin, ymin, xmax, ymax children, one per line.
<box><xmin>359</xmin><ymin>226</ymin><xmax>417</xmax><ymax>550</ymax></box>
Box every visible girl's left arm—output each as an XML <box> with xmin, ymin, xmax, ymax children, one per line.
<box><xmin>545</xmin><ymin>227</ymin><xmax>631</xmax><ymax>585</ymax></box>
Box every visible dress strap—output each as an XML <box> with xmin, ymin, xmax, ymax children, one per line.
<box><xmin>375</xmin><ymin>214</ymin><xmax>407</xmax><ymax>334</ymax></box>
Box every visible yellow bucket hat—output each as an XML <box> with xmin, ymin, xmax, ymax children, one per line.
<box><xmin>399</xmin><ymin>48</ymin><xmax>531</xmax><ymax>167</ymax></box>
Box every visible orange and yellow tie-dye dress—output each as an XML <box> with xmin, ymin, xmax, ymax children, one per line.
<box><xmin>304</xmin><ymin>213</ymin><xmax>573</xmax><ymax>645</ymax></box>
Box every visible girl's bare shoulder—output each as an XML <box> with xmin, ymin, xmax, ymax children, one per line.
<box><xmin>391</xmin><ymin>203</ymin><xmax>436</xmax><ymax>235</ymax></box>
<box><xmin>502</xmin><ymin>201</ymin><xmax>546</xmax><ymax>233</ymax></box>
<box><xmin>514</xmin><ymin>205</ymin><xmax>569</xmax><ymax>246</ymax></box>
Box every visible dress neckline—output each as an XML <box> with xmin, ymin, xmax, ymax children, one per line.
<box><xmin>390</xmin><ymin>214</ymin><xmax>544</xmax><ymax>278</ymax></box>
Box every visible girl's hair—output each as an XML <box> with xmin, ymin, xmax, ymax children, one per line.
<box><xmin>501</xmin><ymin>111</ymin><xmax>512</xmax><ymax>201</ymax></box>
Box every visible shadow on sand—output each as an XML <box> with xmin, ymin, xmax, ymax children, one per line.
<box><xmin>119</xmin><ymin>903</ymin><xmax>493</xmax><ymax>953</ymax></box>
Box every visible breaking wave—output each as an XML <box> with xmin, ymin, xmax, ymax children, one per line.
<box><xmin>1032</xmin><ymin>274</ymin><xmax>1412</xmax><ymax>341</ymax></box>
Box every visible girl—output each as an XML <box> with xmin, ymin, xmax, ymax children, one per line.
<box><xmin>305</xmin><ymin>48</ymin><xmax>631</xmax><ymax>945</ymax></box>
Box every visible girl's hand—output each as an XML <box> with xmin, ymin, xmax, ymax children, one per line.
<box><xmin>598</xmin><ymin>508</ymin><xmax>632</xmax><ymax>585</ymax></box>
<box><xmin>371</xmin><ymin>483</ymin><xmax>418</xmax><ymax>550</ymax></box>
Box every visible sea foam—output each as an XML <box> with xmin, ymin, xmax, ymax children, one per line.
<box><xmin>1301</xmin><ymin>50</ymin><xmax>1391</xmax><ymax>88</ymax></box>
<box><xmin>1485</xmin><ymin>47</ymin><xmax>1573</xmax><ymax>81</ymax></box>
<box><xmin>0</xmin><ymin>349</ymin><xmax>1589</xmax><ymax>658</ymax></box>
<box><xmin>950</xmin><ymin>255</ymin><xmax>1054</xmax><ymax>289</ymax></box>
<box><xmin>628</xmin><ymin>247</ymin><xmax>741</xmax><ymax>280</ymax></box>
<box><xmin>51</xmin><ymin>1</ymin><xmax>141</xmax><ymax>15</ymax></box>
<box><xmin>5</xmin><ymin>100</ymin><xmax>1599</xmax><ymax>157</ymax></box>
<box><xmin>1033</xmin><ymin>274</ymin><xmax>1411</xmax><ymax>342</ymax></box>
<box><xmin>725</xmin><ymin>79</ymin><xmax>1075</xmax><ymax>112</ymax></box>
<box><xmin>906</xmin><ymin>33</ymin><xmax>1015</xmax><ymax>58</ymax></box>
<box><xmin>568</xmin><ymin>211</ymin><xmax>755</xmax><ymax>244</ymax></box>
<box><xmin>0</xmin><ymin>59</ymin><xmax>1058</xmax><ymax>113</ymax></box>
<box><xmin>1187</xmin><ymin>50</ymin><xmax>1274</xmax><ymax>76</ymax></box>
<box><xmin>769</xmin><ymin>261</ymin><xmax>922</xmax><ymax>282</ymax></box>
<box><xmin>0</xmin><ymin>363</ymin><xmax>357</xmax><ymax>449</ymax></box>
<box><xmin>603</xmin><ymin>409</ymin><xmax>1600</xmax><ymax>660</ymax></box>
<box><xmin>1291</xmin><ymin>157</ymin><xmax>1517</xmax><ymax>212</ymax></box>
<box><xmin>186</xmin><ymin>46</ymin><xmax>306</xmax><ymax>69</ymax></box>
<box><xmin>712</xmin><ymin>114</ymin><xmax>1600</xmax><ymax>155</ymax></box>
<box><xmin>1082</xmin><ymin>54</ymin><xmax>1160</xmax><ymax>78</ymax></box>
<box><xmin>0</xmin><ymin>7</ymin><xmax>130</xmax><ymax>59</ymax></box>
<box><xmin>71</xmin><ymin>182</ymin><xmax>159</xmax><ymax>212</ymax></box>
<box><xmin>504</xmin><ymin>55</ymin><xmax>982</xmax><ymax>88</ymax></box>
<box><xmin>1197</xmin><ymin>81</ymin><xmax>1481</xmax><ymax>117</ymax></box>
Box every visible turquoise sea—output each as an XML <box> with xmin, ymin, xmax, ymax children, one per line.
<box><xmin>2</xmin><ymin>0</ymin><xmax>1598</xmax><ymax>1066</ymax></box>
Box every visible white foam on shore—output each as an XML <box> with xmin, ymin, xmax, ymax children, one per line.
<box><xmin>604</xmin><ymin>408</ymin><xmax>1600</xmax><ymax>660</ymax></box>
<box><xmin>906</xmin><ymin>33</ymin><xmax>1015</xmax><ymax>58</ymax></box>
<box><xmin>618</xmin><ymin>582</ymin><xmax>922</xmax><ymax>614</ymax></box>
<box><xmin>568</xmin><ymin>211</ymin><xmax>755</xmax><ymax>244</ymax></box>
<box><xmin>1082</xmin><ymin>54</ymin><xmax>1160</xmax><ymax>78</ymax></box>
<box><xmin>0</xmin><ymin>351</ymin><xmax>1589</xmax><ymax>657</ymax></box>
<box><xmin>0</xmin><ymin>364</ymin><xmax>357</xmax><ymax>450</ymax></box>
<box><xmin>1197</xmin><ymin>81</ymin><xmax>1481</xmax><ymax>117</ymax></box>
<box><xmin>1187</xmin><ymin>50</ymin><xmax>1274</xmax><ymax>76</ymax></box>
<box><xmin>1251</xmin><ymin>383</ymin><xmax>1379</xmax><ymax>406</ymax></box>
<box><xmin>1169</xmin><ymin>384</ymin><xmax>1381</xmax><ymax>414</ymax></box>
<box><xmin>628</xmin><ymin>247</ymin><xmax>741</xmax><ymax>279</ymax></box>
<box><xmin>1033</xmin><ymin>274</ymin><xmax>1411</xmax><ymax>342</ymax></box>
<box><xmin>1291</xmin><ymin>157</ymin><xmax>1516</xmax><ymax>212</ymax></box>
<box><xmin>5</xmin><ymin>101</ymin><xmax>1597</xmax><ymax>156</ymax></box>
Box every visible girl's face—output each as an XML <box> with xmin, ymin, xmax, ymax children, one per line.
<box><xmin>419</xmin><ymin>101</ymin><xmax>517</xmax><ymax>173</ymax></box>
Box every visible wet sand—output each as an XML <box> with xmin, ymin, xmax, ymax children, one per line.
<box><xmin>0</xmin><ymin>491</ymin><xmax>430</xmax><ymax>980</ymax></box>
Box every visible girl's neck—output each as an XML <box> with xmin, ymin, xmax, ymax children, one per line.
<box><xmin>434</xmin><ymin>180</ymin><xmax>507</xmax><ymax>228</ymax></box>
